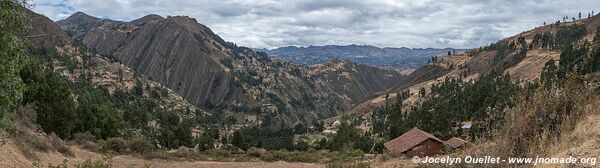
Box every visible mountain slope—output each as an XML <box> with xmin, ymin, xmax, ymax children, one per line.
<box><xmin>350</xmin><ymin>13</ymin><xmax>600</xmax><ymax>116</ymax></box>
<box><xmin>25</xmin><ymin>9</ymin><xmax>200</xmax><ymax>116</ymax></box>
<box><xmin>56</xmin><ymin>12</ymin><xmax>404</xmax><ymax>125</ymax></box>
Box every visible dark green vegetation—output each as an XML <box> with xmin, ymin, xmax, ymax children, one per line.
<box><xmin>541</xmin><ymin>25</ymin><xmax>600</xmax><ymax>89</ymax></box>
<box><xmin>0</xmin><ymin>0</ymin><xmax>28</xmax><ymax>128</ymax></box>
<box><xmin>372</xmin><ymin>71</ymin><xmax>519</xmax><ymax>141</ymax></box>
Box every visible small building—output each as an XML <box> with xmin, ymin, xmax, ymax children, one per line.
<box><xmin>384</xmin><ymin>128</ymin><xmax>445</xmax><ymax>157</ymax></box>
<box><xmin>460</xmin><ymin>121</ymin><xmax>472</xmax><ymax>129</ymax></box>
<box><xmin>322</xmin><ymin>129</ymin><xmax>337</xmax><ymax>134</ymax></box>
<box><xmin>445</xmin><ymin>137</ymin><xmax>470</xmax><ymax>150</ymax></box>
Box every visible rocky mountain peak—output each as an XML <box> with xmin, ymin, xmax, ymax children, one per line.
<box><xmin>130</xmin><ymin>14</ymin><xmax>164</xmax><ymax>25</ymax></box>
<box><xmin>69</xmin><ymin>11</ymin><xmax>99</xmax><ymax>20</ymax></box>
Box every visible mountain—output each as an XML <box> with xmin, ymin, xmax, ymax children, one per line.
<box><xmin>257</xmin><ymin>45</ymin><xmax>465</xmax><ymax>73</ymax></box>
<box><xmin>56</xmin><ymin>12</ymin><xmax>404</xmax><ymax>125</ymax></box>
<box><xmin>24</xmin><ymin>8</ymin><xmax>200</xmax><ymax>115</ymax></box>
<box><xmin>349</xmin><ymin>13</ymin><xmax>600</xmax><ymax>116</ymax></box>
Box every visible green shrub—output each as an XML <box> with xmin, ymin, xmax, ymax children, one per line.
<box><xmin>75</xmin><ymin>158</ymin><xmax>112</xmax><ymax>168</ymax></box>
<box><xmin>346</xmin><ymin>149</ymin><xmax>364</xmax><ymax>157</ymax></box>
<box><xmin>326</xmin><ymin>161</ymin><xmax>370</xmax><ymax>168</ymax></box>
<box><xmin>48</xmin><ymin>157</ymin><xmax>113</xmax><ymax>168</ymax></box>
<box><xmin>205</xmin><ymin>149</ymin><xmax>232</xmax><ymax>158</ymax></box>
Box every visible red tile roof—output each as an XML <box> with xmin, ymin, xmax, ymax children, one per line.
<box><xmin>383</xmin><ymin>128</ymin><xmax>444</xmax><ymax>154</ymax></box>
<box><xmin>446</xmin><ymin>137</ymin><xmax>468</xmax><ymax>149</ymax></box>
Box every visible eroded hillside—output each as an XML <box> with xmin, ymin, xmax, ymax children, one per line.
<box><xmin>56</xmin><ymin>12</ymin><xmax>404</xmax><ymax>125</ymax></box>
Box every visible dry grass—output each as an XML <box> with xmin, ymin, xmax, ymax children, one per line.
<box><xmin>71</xmin><ymin>132</ymin><xmax>98</xmax><ymax>151</ymax></box>
<box><xmin>8</xmin><ymin>106</ymin><xmax>75</xmax><ymax>160</ymax></box>
<box><xmin>462</xmin><ymin>75</ymin><xmax>599</xmax><ymax>167</ymax></box>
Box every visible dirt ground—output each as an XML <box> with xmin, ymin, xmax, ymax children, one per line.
<box><xmin>0</xmin><ymin>141</ymin><xmax>324</xmax><ymax>168</ymax></box>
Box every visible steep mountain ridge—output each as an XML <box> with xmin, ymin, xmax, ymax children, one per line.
<box><xmin>25</xmin><ymin>9</ymin><xmax>200</xmax><ymax>116</ymax></box>
<box><xmin>57</xmin><ymin>12</ymin><xmax>404</xmax><ymax>125</ymax></box>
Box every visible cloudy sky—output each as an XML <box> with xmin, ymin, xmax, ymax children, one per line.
<box><xmin>32</xmin><ymin>0</ymin><xmax>600</xmax><ymax>49</ymax></box>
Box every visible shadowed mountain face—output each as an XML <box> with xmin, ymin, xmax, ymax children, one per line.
<box><xmin>56</xmin><ymin>12</ymin><xmax>404</xmax><ymax>125</ymax></box>
<box><xmin>257</xmin><ymin>45</ymin><xmax>465</xmax><ymax>71</ymax></box>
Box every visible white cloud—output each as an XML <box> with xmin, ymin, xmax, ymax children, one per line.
<box><xmin>30</xmin><ymin>0</ymin><xmax>600</xmax><ymax>49</ymax></box>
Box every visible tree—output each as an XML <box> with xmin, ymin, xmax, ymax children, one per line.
<box><xmin>75</xmin><ymin>90</ymin><xmax>123</xmax><ymax>139</ymax></box>
<box><xmin>132</xmin><ymin>79</ymin><xmax>143</xmax><ymax>96</ymax></box>
<box><xmin>331</xmin><ymin>120</ymin><xmax>359</xmax><ymax>151</ymax></box>
<box><xmin>194</xmin><ymin>133</ymin><xmax>214</xmax><ymax>151</ymax></box>
<box><xmin>231</xmin><ymin>126</ymin><xmax>295</xmax><ymax>151</ymax></box>
<box><xmin>21</xmin><ymin>61</ymin><xmax>77</xmax><ymax>138</ymax></box>
<box><xmin>419</xmin><ymin>87</ymin><xmax>426</xmax><ymax>97</ymax></box>
<box><xmin>293</xmin><ymin>122</ymin><xmax>307</xmax><ymax>134</ymax></box>
<box><xmin>587</xmin><ymin>27</ymin><xmax>600</xmax><ymax>72</ymax></box>
<box><xmin>541</xmin><ymin>59</ymin><xmax>558</xmax><ymax>90</ymax></box>
<box><xmin>156</xmin><ymin>109</ymin><xmax>193</xmax><ymax>148</ymax></box>
<box><xmin>0</xmin><ymin>0</ymin><xmax>28</xmax><ymax>122</ymax></box>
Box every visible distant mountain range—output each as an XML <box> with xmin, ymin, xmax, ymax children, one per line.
<box><xmin>257</xmin><ymin>45</ymin><xmax>466</xmax><ymax>72</ymax></box>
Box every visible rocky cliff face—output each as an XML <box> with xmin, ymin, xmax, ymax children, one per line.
<box><xmin>25</xmin><ymin>9</ymin><xmax>201</xmax><ymax>116</ymax></box>
<box><xmin>57</xmin><ymin>12</ymin><xmax>404</xmax><ymax>125</ymax></box>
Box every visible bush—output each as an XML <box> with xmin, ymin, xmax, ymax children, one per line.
<box><xmin>205</xmin><ymin>149</ymin><xmax>232</xmax><ymax>158</ymax></box>
<box><xmin>346</xmin><ymin>149</ymin><xmax>364</xmax><ymax>157</ymax></box>
<box><xmin>18</xmin><ymin>129</ymin><xmax>51</xmax><ymax>152</ymax></box>
<box><xmin>72</xmin><ymin>132</ymin><xmax>98</xmax><ymax>150</ymax></box>
<box><xmin>127</xmin><ymin>137</ymin><xmax>153</xmax><ymax>154</ymax></box>
<box><xmin>326</xmin><ymin>161</ymin><xmax>370</xmax><ymax>168</ymax></box>
<box><xmin>49</xmin><ymin>133</ymin><xmax>74</xmax><ymax>156</ymax></box>
<box><xmin>143</xmin><ymin>150</ymin><xmax>172</xmax><ymax>160</ymax></box>
<box><xmin>246</xmin><ymin>147</ymin><xmax>267</xmax><ymax>157</ymax></box>
<box><xmin>75</xmin><ymin>158</ymin><xmax>112</xmax><ymax>168</ymax></box>
<box><xmin>48</xmin><ymin>157</ymin><xmax>113</xmax><ymax>168</ymax></box>
<box><xmin>100</xmin><ymin>137</ymin><xmax>126</xmax><ymax>153</ymax></box>
<box><xmin>72</xmin><ymin>132</ymin><xmax>96</xmax><ymax>145</ymax></box>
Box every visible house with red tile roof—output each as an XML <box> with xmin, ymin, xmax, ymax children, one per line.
<box><xmin>445</xmin><ymin>137</ymin><xmax>470</xmax><ymax>150</ymax></box>
<box><xmin>383</xmin><ymin>127</ymin><xmax>445</xmax><ymax>157</ymax></box>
